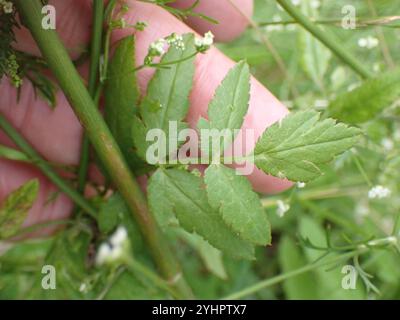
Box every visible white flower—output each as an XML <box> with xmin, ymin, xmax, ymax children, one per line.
<box><xmin>297</xmin><ymin>182</ymin><xmax>306</xmax><ymax>188</ymax></box>
<box><xmin>110</xmin><ymin>226</ymin><xmax>128</xmax><ymax>247</ymax></box>
<box><xmin>2</xmin><ymin>1</ymin><xmax>13</xmax><ymax>13</ymax></box>
<box><xmin>96</xmin><ymin>226</ymin><xmax>130</xmax><ymax>266</ymax></box>
<box><xmin>166</xmin><ymin>33</ymin><xmax>185</xmax><ymax>50</ymax></box>
<box><xmin>368</xmin><ymin>185</ymin><xmax>391</xmax><ymax>199</ymax></box>
<box><xmin>367</xmin><ymin>36</ymin><xmax>379</xmax><ymax>48</ymax></box>
<box><xmin>203</xmin><ymin>31</ymin><xmax>214</xmax><ymax>46</ymax></box>
<box><xmin>358</xmin><ymin>36</ymin><xmax>379</xmax><ymax>49</ymax></box>
<box><xmin>149</xmin><ymin>38</ymin><xmax>167</xmax><ymax>56</ymax></box>
<box><xmin>291</xmin><ymin>0</ymin><xmax>301</xmax><ymax>6</ymax></box>
<box><xmin>358</xmin><ymin>38</ymin><xmax>368</xmax><ymax>48</ymax></box>
<box><xmin>276</xmin><ymin>200</ymin><xmax>290</xmax><ymax>218</ymax></box>
<box><xmin>195</xmin><ymin>31</ymin><xmax>214</xmax><ymax>52</ymax></box>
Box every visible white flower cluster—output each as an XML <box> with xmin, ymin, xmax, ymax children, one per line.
<box><xmin>166</xmin><ymin>33</ymin><xmax>185</xmax><ymax>51</ymax></box>
<box><xmin>145</xmin><ymin>33</ymin><xmax>186</xmax><ymax>65</ymax></box>
<box><xmin>368</xmin><ymin>185</ymin><xmax>391</xmax><ymax>199</ymax></box>
<box><xmin>149</xmin><ymin>38</ymin><xmax>167</xmax><ymax>56</ymax></box>
<box><xmin>0</xmin><ymin>0</ymin><xmax>13</xmax><ymax>14</ymax></box>
<box><xmin>96</xmin><ymin>226</ymin><xmax>130</xmax><ymax>266</ymax></box>
<box><xmin>276</xmin><ymin>200</ymin><xmax>290</xmax><ymax>218</ymax></box>
<box><xmin>297</xmin><ymin>182</ymin><xmax>306</xmax><ymax>188</ymax></box>
<box><xmin>358</xmin><ymin>37</ymin><xmax>379</xmax><ymax>49</ymax></box>
<box><xmin>195</xmin><ymin>31</ymin><xmax>214</xmax><ymax>53</ymax></box>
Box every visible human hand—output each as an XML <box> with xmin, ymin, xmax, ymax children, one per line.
<box><xmin>0</xmin><ymin>0</ymin><xmax>292</xmax><ymax>231</ymax></box>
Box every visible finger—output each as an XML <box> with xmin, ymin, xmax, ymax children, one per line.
<box><xmin>0</xmin><ymin>159</ymin><xmax>72</xmax><ymax>236</ymax></box>
<box><xmin>115</xmin><ymin>1</ymin><xmax>293</xmax><ymax>193</ymax></box>
<box><xmin>170</xmin><ymin>0</ymin><xmax>253</xmax><ymax>42</ymax></box>
<box><xmin>0</xmin><ymin>78</ymin><xmax>83</xmax><ymax>166</ymax></box>
<box><xmin>13</xmin><ymin>0</ymin><xmax>92</xmax><ymax>59</ymax></box>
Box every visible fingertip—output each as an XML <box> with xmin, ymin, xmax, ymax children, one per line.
<box><xmin>246</xmin><ymin>167</ymin><xmax>294</xmax><ymax>194</ymax></box>
<box><xmin>170</xmin><ymin>0</ymin><xmax>253</xmax><ymax>42</ymax></box>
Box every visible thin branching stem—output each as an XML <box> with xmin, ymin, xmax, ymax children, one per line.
<box><xmin>276</xmin><ymin>0</ymin><xmax>374</xmax><ymax>79</ymax></box>
<box><xmin>222</xmin><ymin>248</ymin><xmax>368</xmax><ymax>299</ymax></box>
<box><xmin>77</xmin><ymin>0</ymin><xmax>105</xmax><ymax>195</ymax></box>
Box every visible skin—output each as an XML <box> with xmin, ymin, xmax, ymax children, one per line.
<box><xmin>0</xmin><ymin>0</ymin><xmax>292</xmax><ymax>231</ymax></box>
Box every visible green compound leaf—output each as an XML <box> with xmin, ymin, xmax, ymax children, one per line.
<box><xmin>104</xmin><ymin>35</ymin><xmax>148</xmax><ymax>173</ymax></box>
<box><xmin>253</xmin><ymin>111</ymin><xmax>361</xmax><ymax>182</ymax></box>
<box><xmin>198</xmin><ymin>61</ymin><xmax>250</xmax><ymax>155</ymax></box>
<box><xmin>329</xmin><ymin>69</ymin><xmax>400</xmax><ymax>124</ymax></box>
<box><xmin>148</xmin><ymin>168</ymin><xmax>255</xmax><ymax>260</ymax></box>
<box><xmin>204</xmin><ymin>164</ymin><xmax>271</xmax><ymax>246</ymax></box>
<box><xmin>133</xmin><ymin>34</ymin><xmax>196</xmax><ymax>162</ymax></box>
<box><xmin>0</xmin><ymin>179</ymin><xmax>39</xmax><ymax>239</ymax></box>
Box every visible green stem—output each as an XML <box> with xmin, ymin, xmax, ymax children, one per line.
<box><xmin>261</xmin><ymin>185</ymin><xmax>366</xmax><ymax>208</ymax></box>
<box><xmin>0</xmin><ymin>114</ymin><xmax>97</xmax><ymax>218</ymax></box>
<box><xmin>222</xmin><ymin>248</ymin><xmax>368</xmax><ymax>300</ymax></box>
<box><xmin>77</xmin><ymin>0</ymin><xmax>104</xmax><ymax>194</ymax></box>
<box><xmin>14</xmin><ymin>0</ymin><xmax>192</xmax><ymax>299</ymax></box>
<box><xmin>100</xmin><ymin>0</ymin><xmax>117</xmax><ymax>83</ymax></box>
<box><xmin>258</xmin><ymin>16</ymin><xmax>400</xmax><ymax>28</ymax></box>
<box><xmin>352</xmin><ymin>154</ymin><xmax>373</xmax><ymax>187</ymax></box>
<box><xmin>275</xmin><ymin>0</ymin><xmax>374</xmax><ymax>79</ymax></box>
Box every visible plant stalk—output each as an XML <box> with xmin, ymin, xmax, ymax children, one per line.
<box><xmin>77</xmin><ymin>0</ymin><xmax>104</xmax><ymax>194</ymax></box>
<box><xmin>275</xmin><ymin>0</ymin><xmax>374</xmax><ymax>79</ymax></box>
<box><xmin>14</xmin><ymin>0</ymin><xmax>192</xmax><ymax>299</ymax></box>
